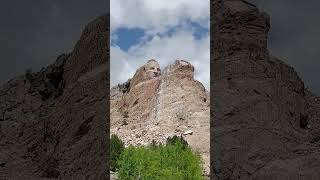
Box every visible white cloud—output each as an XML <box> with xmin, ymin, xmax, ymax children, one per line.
<box><xmin>110</xmin><ymin>0</ymin><xmax>210</xmax><ymax>90</ymax></box>
<box><xmin>110</xmin><ymin>0</ymin><xmax>209</xmax><ymax>34</ymax></box>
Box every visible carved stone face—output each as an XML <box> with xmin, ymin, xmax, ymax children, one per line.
<box><xmin>145</xmin><ymin>60</ymin><xmax>161</xmax><ymax>79</ymax></box>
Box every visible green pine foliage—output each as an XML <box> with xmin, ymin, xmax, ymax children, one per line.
<box><xmin>166</xmin><ymin>135</ymin><xmax>189</xmax><ymax>149</ymax></box>
<box><xmin>117</xmin><ymin>136</ymin><xmax>204</xmax><ymax>180</ymax></box>
<box><xmin>110</xmin><ymin>134</ymin><xmax>125</xmax><ymax>171</ymax></box>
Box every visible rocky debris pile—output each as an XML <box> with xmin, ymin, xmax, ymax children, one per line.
<box><xmin>111</xmin><ymin>59</ymin><xmax>210</xmax><ymax>177</ymax></box>
<box><xmin>212</xmin><ymin>0</ymin><xmax>320</xmax><ymax>179</ymax></box>
<box><xmin>0</xmin><ymin>15</ymin><xmax>108</xmax><ymax>179</ymax></box>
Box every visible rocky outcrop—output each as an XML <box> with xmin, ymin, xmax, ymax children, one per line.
<box><xmin>212</xmin><ymin>0</ymin><xmax>320</xmax><ymax>179</ymax></box>
<box><xmin>111</xmin><ymin>59</ymin><xmax>210</xmax><ymax>176</ymax></box>
<box><xmin>0</xmin><ymin>15</ymin><xmax>108</xmax><ymax>179</ymax></box>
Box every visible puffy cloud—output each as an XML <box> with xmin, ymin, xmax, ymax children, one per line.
<box><xmin>110</xmin><ymin>0</ymin><xmax>209</xmax><ymax>34</ymax></box>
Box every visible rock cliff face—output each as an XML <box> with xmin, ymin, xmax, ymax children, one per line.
<box><xmin>0</xmin><ymin>15</ymin><xmax>108</xmax><ymax>179</ymax></box>
<box><xmin>110</xmin><ymin>60</ymin><xmax>210</xmax><ymax>176</ymax></box>
<box><xmin>212</xmin><ymin>0</ymin><xmax>320</xmax><ymax>179</ymax></box>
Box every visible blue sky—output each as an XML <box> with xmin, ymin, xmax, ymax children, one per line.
<box><xmin>111</xmin><ymin>28</ymin><xmax>145</xmax><ymax>51</ymax></box>
<box><xmin>110</xmin><ymin>0</ymin><xmax>210</xmax><ymax>90</ymax></box>
<box><xmin>112</xmin><ymin>21</ymin><xmax>209</xmax><ymax>51</ymax></box>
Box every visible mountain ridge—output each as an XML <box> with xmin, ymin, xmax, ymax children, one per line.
<box><xmin>212</xmin><ymin>0</ymin><xmax>320</xmax><ymax>179</ymax></box>
<box><xmin>0</xmin><ymin>15</ymin><xmax>108</xmax><ymax>179</ymax></box>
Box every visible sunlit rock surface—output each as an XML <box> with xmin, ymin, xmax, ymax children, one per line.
<box><xmin>111</xmin><ymin>59</ymin><xmax>210</xmax><ymax>177</ymax></box>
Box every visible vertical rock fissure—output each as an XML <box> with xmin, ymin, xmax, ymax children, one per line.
<box><xmin>151</xmin><ymin>78</ymin><xmax>163</xmax><ymax>123</ymax></box>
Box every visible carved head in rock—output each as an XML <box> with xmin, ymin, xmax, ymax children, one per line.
<box><xmin>145</xmin><ymin>59</ymin><xmax>161</xmax><ymax>79</ymax></box>
<box><xmin>130</xmin><ymin>59</ymin><xmax>161</xmax><ymax>88</ymax></box>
